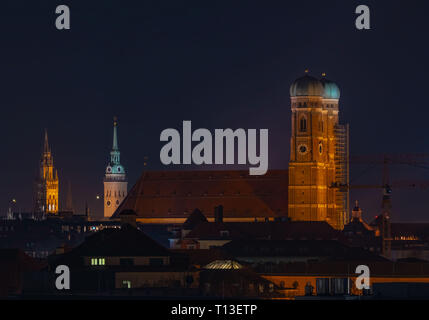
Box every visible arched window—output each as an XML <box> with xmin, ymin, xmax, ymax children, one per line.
<box><xmin>300</xmin><ymin>117</ymin><xmax>307</xmax><ymax>132</ymax></box>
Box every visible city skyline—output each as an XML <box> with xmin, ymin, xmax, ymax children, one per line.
<box><xmin>4</xmin><ymin>0</ymin><xmax>429</xmax><ymax>305</ymax></box>
<box><xmin>2</xmin><ymin>1</ymin><xmax>429</xmax><ymax>221</ymax></box>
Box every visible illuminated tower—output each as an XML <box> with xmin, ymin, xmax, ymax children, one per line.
<box><xmin>34</xmin><ymin>130</ymin><xmax>59</xmax><ymax>215</ymax></box>
<box><xmin>104</xmin><ymin>117</ymin><xmax>127</xmax><ymax>219</ymax></box>
<box><xmin>288</xmin><ymin>71</ymin><xmax>349</xmax><ymax>230</ymax></box>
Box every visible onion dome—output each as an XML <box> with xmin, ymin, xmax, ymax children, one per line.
<box><xmin>290</xmin><ymin>71</ymin><xmax>324</xmax><ymax>97</ymax></box>
<box><xmin>320</xmin><ymin>73</ymin><xmax>340</xmax><ymax>99</ymax></box>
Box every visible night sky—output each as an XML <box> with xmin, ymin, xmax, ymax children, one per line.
<box><xmin>2</xmin><ymin>0</ymin><xmax>429</xmax><ymax>221</ymax></box>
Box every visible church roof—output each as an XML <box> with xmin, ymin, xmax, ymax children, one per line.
<box><xmin>111</xmin><ymin>170</ymin><xmax>289</xmax><ymax>220</ymax></box>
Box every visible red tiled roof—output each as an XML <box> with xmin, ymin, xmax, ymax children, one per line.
<box><xmin>112</xmin><ymin>169</ymin><xmax>288</xmax><ymax>219</ymax></box>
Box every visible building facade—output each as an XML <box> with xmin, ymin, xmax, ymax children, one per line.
<box><xmin>34</xmin><ymin>130</ymin><xmax>59</xmax><ymax>215</ymax></box>
<box><xmin>104</xmin><ymin>118</ymin><xmax>128</xmax><ymax>219</ymax></box>
<box><xmin>288</xmin><ymin>72</ymin><xmax>349</xmax><ymax>230</ymax></box>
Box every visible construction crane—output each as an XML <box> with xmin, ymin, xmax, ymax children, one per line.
<box><xmin>330</xmin><ymin>153</ymin><xmax>429</xmax><ymax>258</ymax></box>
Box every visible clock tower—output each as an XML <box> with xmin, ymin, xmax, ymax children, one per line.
<box><xmin>288</xmin><ymin>71</ymin><xmax>349</xmax><ymax>230</ymax></box>
<box><xmin>104</xmin><ymin>117</ymin><xmax>128</xmax><ymax>219</ymax></box>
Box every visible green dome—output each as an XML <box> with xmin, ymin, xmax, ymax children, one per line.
<box><xmin>320</xmin><ymin>77</ymin><xmax>340</xmax><ymax>99</ymax></box>
<box><xmin>290</xmin><ymin>74</ymin><xmax>324</xmax><ymax>97</ymax></box>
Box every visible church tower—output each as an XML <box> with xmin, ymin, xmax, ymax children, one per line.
<box><xmin>104</xmin><ymin>117</ymin><xmax>127</xmax><ymax>219</ymax></box>
<box><xmin>288</xmin><ymin>71</ymin><xmax>349</xmax><ymax>230</ymax></box>
<box><xmin>34</xmin><ymin>130</ymin><xmax>59</xmax><ymax>215</ymax></box>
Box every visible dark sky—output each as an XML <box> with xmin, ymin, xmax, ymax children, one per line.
<box><xmin>2</xmin><ymin>0</ymin><xmax>429</xmax><ymax>221</ymax></box>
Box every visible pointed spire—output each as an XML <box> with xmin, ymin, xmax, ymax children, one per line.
<box><xmin>44</xmin><ymin>129</ymin><xmax>50</xmax><ymax>153</ymax></box>
<box><xmin>112</xmin><ymin>116</ymin><xmax>118</xmax><ymax>151</ymax></box>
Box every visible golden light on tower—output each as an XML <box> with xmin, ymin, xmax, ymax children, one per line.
<box><xmin>288</xmin><ymin>72</ymin><xmax>348</xmax><ymax>230</ymax></box>
<box><xmin>35</xmin><ymin>130</ymin><xmax>59</xmax><ymax>215</ymax></box>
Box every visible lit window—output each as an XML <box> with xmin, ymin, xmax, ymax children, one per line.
<box><xmin>99</xmin><ymin>258</ymin><xmax>105</xmax><ymax>265</ymax></box>
<box><xmin>91</xmin><ymin>258</ymin><xmax>98</xmax><ymax>265</ymax></box>
<box><xmin>122</xmin><ymin>280</ymin><xmax>131</xmax><ymax>289</ymax></box>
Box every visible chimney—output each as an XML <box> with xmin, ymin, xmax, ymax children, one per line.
<box><xmin>119</xmin><ymin>209</ymin><xmax>137</xmax><ymax>228</ymax></box>
<box><xmin>214</xmin><ymin>205</ymin><xmax>223</xmax><ymax>223</ymax></box>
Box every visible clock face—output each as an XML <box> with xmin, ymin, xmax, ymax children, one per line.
<box><xmin>298</xmin><ymin>144</ymin><xmax>308</xmax><ymax>155</ymax></box>
<box><xmin>106</xmin><ymin>166</ymin><xmax>112</xmax><ymax>173</ymax></box>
